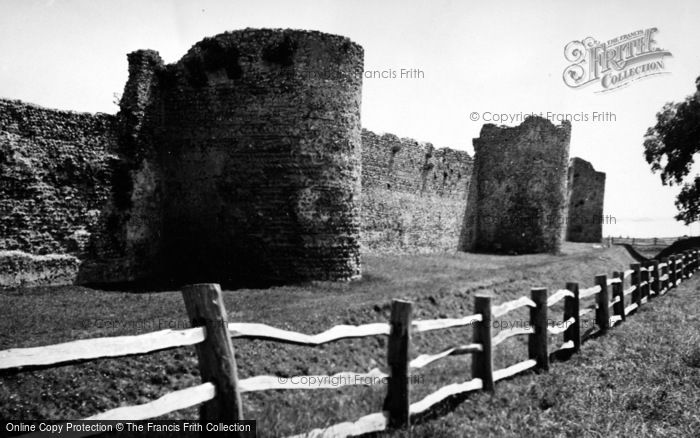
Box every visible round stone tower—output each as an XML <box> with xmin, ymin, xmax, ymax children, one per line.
<box><xmin>157</xmin><ymin>29</ymin><xmax>363</xmax><ymax>286</ymax></box>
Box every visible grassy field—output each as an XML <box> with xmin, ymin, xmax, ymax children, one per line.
<box><xmin>1</xmin><ymin>243</ymin><xmax>697</xmax><ymax>436</ymax></box>
<box><xmin>629</xmin><ymin>244</ymin><xmax>667</xmax><ymax>259</ymax></box>
<box><xmin>393</xmin><ymin>270</ymin><xmax>700</xmax><ymax>437</ymax></box>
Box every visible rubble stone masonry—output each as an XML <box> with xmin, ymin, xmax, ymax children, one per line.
<box><xmin>360</xmin><ymin>129</ymin><xmax>472</xmax><ymax>253</ymax></box>
<box><xmin>566</xmin><ymin>157</ymin><xmax>606</xmax><ymax>243</ymax></box>
<box><xmin>0</xmin><ymin>99</ymin><xmax>118</xmax><ymax>287</ymax></box>
<box><xmin>1</xmin><ymin>29</ymin><xmax>365</xmax><ymax>287</ymax></box>
<box><xmin>155</xmin><ymin>29</ymin><xmax>364</xmax><ymax>285</ymax></box>
<box><xmin>0</xmin><ymin>29</ymin><xmax>603</xmax><ymax>288</ymax></box>
<box><xmin>460</xmin><ymin>117</ymin><xmax>571</xmax><ymax>254</ymax></box>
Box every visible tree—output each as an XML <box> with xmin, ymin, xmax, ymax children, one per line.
<box><xmin>644</xmin><ymin>76</ymin><xmax>700</xmax><ymax>224</ymax></box>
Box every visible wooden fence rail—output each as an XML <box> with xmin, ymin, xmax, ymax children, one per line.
<box><xmin>0</xmin><ymin>249</ymin><xmax>698</xmax><ymax>438</ymax></box>
<box><xmin>608</xmin><ymin>236</ymin><xmax>685</xmax><ymax>246</ymax></box>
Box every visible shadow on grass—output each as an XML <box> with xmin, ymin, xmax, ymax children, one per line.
<box><xmin>356</xmin><ymin>368</ymin><xmax>548</xmax><ymax>438</ymax></box>
<box><xmin>354</xmin><ymin>327</ymin><xmax>611</xmax><ymax>437</ymax></box>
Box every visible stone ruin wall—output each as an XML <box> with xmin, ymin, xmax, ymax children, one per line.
<box><xmin>566</xmin><ymin>157</ymin><xmax>606</xmax><ymax>243</ymax></box>
<box><xmin>154</xmin><ymin>29</ymin><xmax>364</xmax><ymax>286</ymax></box>
<box><xmin>0</xmin><ymin>100</ymin><xmax>118</xmax><ymax>256</ymax></box>
<box><xmin>78</xmin><ymin>49</ymin><xmax>166</xmax><ymax>285</ymax></box>
<box><xmin>0</xmin><ymin>99</ymin><xmax>120</xmax><ymax>286</ymax></box>
<box><xmin>0</xmin><ymin>94</ymin><xmax>470</xmax><ymax>288</ymax></box>
<box><xmin>0</xmin><ymin>28</ymin><xmax>606</xmax><ymax>288</ymax></box>
<box><xmin>0</xmin><ymin>29</ymin><xmax>366</xmax><ymax>288</ymax></box>
<box><xmin>360</xmin><ymin>129</ymin><xmax>472</xmax><ymax>253</ymax></box>
<box><xmin>460</xmin><ymin>117</ymin><xmax>571</xmax><ymax>254</ymax></box>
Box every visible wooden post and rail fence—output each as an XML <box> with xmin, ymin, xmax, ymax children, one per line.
<box><xmin>1</xmin><ymin>249</ymin><xmax>699</xmax><ymax>437</ymax></box>
<box><xmin>607</xmin><ymin>236</ymin><xmax>688</xmax><ymax>247</ymax></box>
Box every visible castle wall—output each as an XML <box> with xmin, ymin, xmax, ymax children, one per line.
<box><xmin>78</xmin><ymin>50</ymin><xmax>166</xmax><ymax>284</ymax></box>
<box><xmin>460</xmin><ymin>117</ymin><xmax>571</xmax><ymax>254</ymax></box>
<box><xmin>360</xmin><ymin>129</ymin><xmax>472</xmax><ymax>253</ymax></box>
<box><xmin>0</xmin><ymin>251</ymin><xmax>80</xmax><ymax>288</ymax></box>
<box><xmin>0</xmin><ymin>99</ymin><xmax>118</xmax><ymax>258</ymax></box>
<box><xmin>566</xmin><ymin>157</ymin><xmax>606</xmax><ymax>243</ymax></box>
<box><xmin>0</xmin><ymin>99</ymin><xmax>126</xmax><ymax>286</ymax></box>
<box><xmin>0</xmin><ymin>29</ymin><xmax>607</xmax><ymax>289</ymax></box>
<box><xmin>0</xmin><ymin>30</ymin><xmax>366</xmax><ymax>288</ymax></box>
<box><xmin>156</xmin><ymin>29</ymin><xmax>363</xmax><ymax>285</ymax></box>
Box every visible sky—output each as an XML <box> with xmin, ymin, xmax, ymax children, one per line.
<box><xmin>1</xmin><ymin>0</ymin><xmax>699</xmax><ymax>238</ymax></box>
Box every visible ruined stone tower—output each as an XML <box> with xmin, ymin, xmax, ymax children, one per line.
<box><xmin>83</xmin><ymin>29</ymin><xmax>364</xmax><ymax>286</ymax></box>
<box><xmin>460</xmin><ymin>116</ymin><xmax>571</xmax><ymax>254</ymax></box>
<box><xmin>566</xmin><ymin>157</ymin><xmax>606</xmax><ymax>243</ymax></box>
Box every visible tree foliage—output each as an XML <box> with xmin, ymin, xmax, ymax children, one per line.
<box><xmin>644</xmin><ymin>77</ymin><xmax>700</xmax><ymax>224</ymax></box>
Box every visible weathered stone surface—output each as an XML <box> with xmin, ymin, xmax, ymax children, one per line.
<box><xmin>154</xmin><ymin>29</ymin><xmax>364</xmax><ymax>285</ymax></box>
<box><xmin>0</xmin><ymin>99</ymin><xmax>118</xmax><ymax>259</ymax></box>
<box><xmin>1</xmin><ymin>29</ymin><xmax>606</xmax><ymax>288</ymax></box>
<box><xmin>1</xmin><ymin>29</ymin><xmax>365</xmax><ymax>288</ymax></box>
<box><xmin>460</xmin><ymin>117</ymin><xmax>571</xmax><ymax>254</ymax></box>
<box><xmin>360</xmin><ymin>129</ymin><xmax>472</xmax><ymax>253</ymax></box>
<box><xmin>79</xmin><ymin>50</ymin><xmax>165</xmax><ymax>284</ymax></box>
<box><xmin>0</xmin><ymin>250</ymin><xmax>80</xmax><ymax>287</ymax></box>
<box><xmin>566</xmin><ymin>157</ymin><xmax>606</xmax><ymax>243</ymax></box>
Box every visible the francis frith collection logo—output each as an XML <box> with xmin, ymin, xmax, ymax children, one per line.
<box><xmin>563</xmin><ymin>28</ymin><xmax>672</xmax><ymax>92</ymax></box>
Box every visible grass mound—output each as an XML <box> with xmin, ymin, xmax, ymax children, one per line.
<box><xmin>655</xmin><ymin>236</ymin><xmax>700</xmax><ymax>260</ymax></box>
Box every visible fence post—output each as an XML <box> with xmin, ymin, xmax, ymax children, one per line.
<box><xmin>630</xmin><ymin>263</ymin><xmax>641</xmax><ymax>311</ymax></box>
<box><xmin>385</xmin><ymin>299</ymin><xmax>412</xmax><ymax>429</ymax></box>
<box><xmin>563</xmin><ymin>282</ymin><xmax>580</xmax><ymax>356</ymax></box>
<box><xmin>690</xmin><ymin>251</ymin><xmax>695</xmax><ymax>273</ymax></box>
<box><xmin>612</xmin><ymin>272</ymin><xmax>625</xmax><ymax>323</ymax></box>
<box><xmin>595</xmin><ymin>275</ymin><xmax>610</xmax><ymax>333</ymax></box>
<box><xmin>651</xmin><ymin>260</ymin><xmax>660</xmax><ymax>299</ymax></box>
<box><xmin>529</xmin><ymin>288</ymin><xmax>548</xmax><ymax>372</ymax></box>
<box><xmin>472</xmin><ymin>294</ymin><xmax>494</xmax><ymax>391</ymax></box>
<box><xmin>679</xmin><ymin>253</ymin><xmax>684</xmax><ymax>279</ymax></box>
<box><xmin>690</xmin><ymin>251</ymin><xmax>694</xmax><ymax>273</ymax></box>
<box><xmin>669</xmin><ymin>255</ymin><xmax>677</xmax><ymax>288</ymax></box>
<box><xmin>688</xmin><ymin>250</ymin><xmax>695</xmax><ymax>276</ymax></box>
<box><xmin>640</xmin><ymin>264</ymin><xmax>650</xmax><ymax>303</ymax></box>
<box><xmin>181</xmin><ymin>283</ymin><xmax>243</xmax><ymax>423</ymax></box>
<box><xmin>661</xmin><ymin>257</ymin><xmax>669</xmax><ymax>293</ymax></box>
<box><xmin>695</xmin><ymin>250</ymin><xmax>699</xmax><ymax>273</ymax></box>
